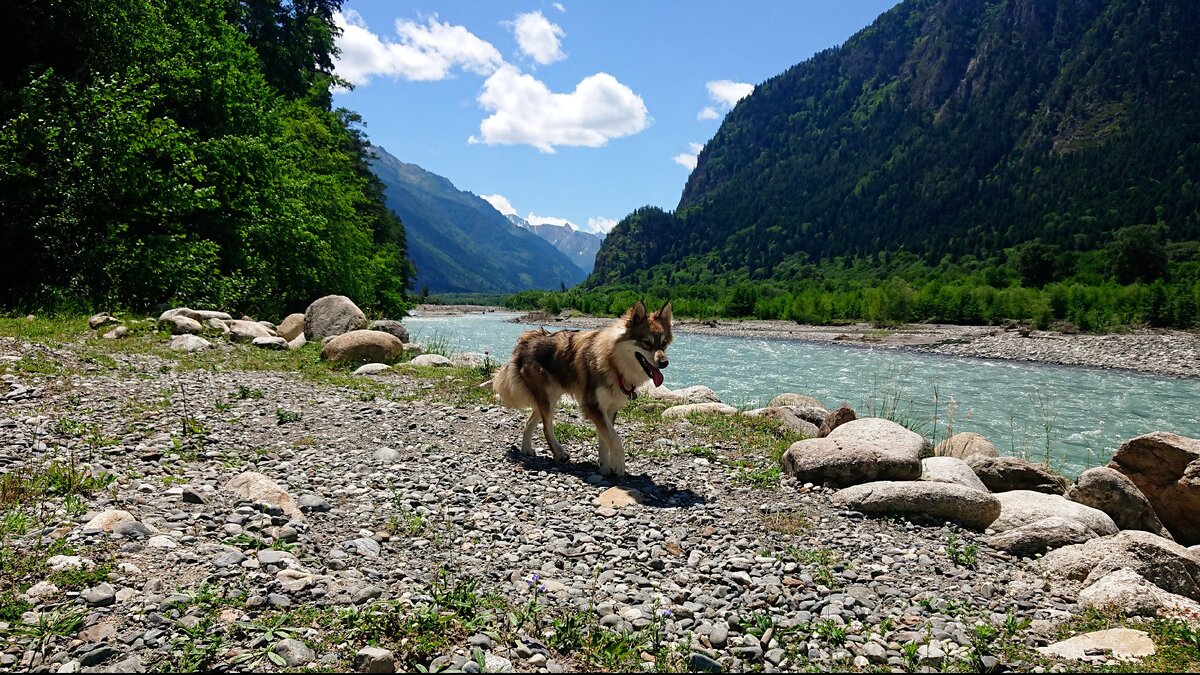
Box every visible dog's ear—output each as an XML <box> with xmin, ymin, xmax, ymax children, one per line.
<box><xmin>626</xmin><ymin>300</ymin><xmax>648</xmax><ymax>325</ymax></box>
<box><xmin>654</xmin><ymin>302</ymin><xmax>673</xmax><ymax>323</ymax></box>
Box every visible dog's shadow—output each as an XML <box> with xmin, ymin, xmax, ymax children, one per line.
<box><xmin>505</xmin><ymin>449</ymin><xmax>706</xmax><ymax>509</ymax></box>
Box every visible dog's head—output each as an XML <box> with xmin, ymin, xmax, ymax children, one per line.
<box><xmin>621</xmin><ymin>301</ymin><xmax>673</xmax><ymax>387</ymax></box>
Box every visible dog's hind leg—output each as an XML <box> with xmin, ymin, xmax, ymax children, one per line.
<box><xmin>539</xmin><ymin>402</ymin><xmax>569</xmax><ymax>462</ymax></box>
<box><xmin>520</xmin><ymin>411</ymin><xmax>538</xmax><ymax>455</ymax></box>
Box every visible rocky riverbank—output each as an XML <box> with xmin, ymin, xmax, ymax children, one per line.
<box><xmin>1</xmin><ymin>311</ymin><xmax>1198</xmax><ymax>673</ymax></box>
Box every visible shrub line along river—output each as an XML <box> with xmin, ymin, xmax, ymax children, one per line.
<box><xmin>404</xmin><ymin>311</ymin><xmax>1200</xmax><ymax>477</ymax></box>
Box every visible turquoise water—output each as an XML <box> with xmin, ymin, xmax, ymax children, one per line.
<box><xmin>405</xmin><ymin>311</ymin><xmax>1200</xmax><ymax>476</ymax></box>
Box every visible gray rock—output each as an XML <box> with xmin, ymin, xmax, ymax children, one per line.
<box><xmin>304</xmin><ymin>295</ymin><xmax>367</xmax><ymax>341</ymax></box>
<box><xmin>297</xmin><ymin>495</ymin><xmax>331</xmax><ymax>513</ymax></box>
<box><xmin>933</xmin><ymin>432</ymin><xmax>998</xmax><ymax>460</ymax></box>
<box><xmin>967</xmin><ymin>455</ymin><xmax>1068</xmax><ymax>494</ymax></box>
<box><xmin>832</xmin><ymin>480</ymin><xmax>1001</xmax><ymax>530</ymax></box>
<box><xmin>1066</xmin><ymin>466</ymin><xmax>1172</xmax><ymax>539</ymax></box>
<box><xmin>1037</xmin><ymin>530</ymin><xmax>1200</xmax><ymax>601</ymax></box>
<box><xmin>920</xmin><ymin>456</ymin><xmax>988</xmax><ymax>492</ymax></box>
<box><xmin>662</xmin><ymin>402</ymin><xmax>737</xmax><ymax>418</ymax></box>
<box><xmin>88</xmin><ymin>313</ymin><xmax>119</xmax><ymax>330</ymax></box>
<box><xmin>166</xmin><ymin>334</ymin><xmax>211</xmax><ymax>352</ymax></box>
<box><xmin>160</xmin><ymin>314</ymin><xmax>203</xmax><ymax>335</ymax></box>
<box><xmin>987</xmin><ymin>516</ymin><xmax>1098</xmax><ymax>556</ymax></box>
<box><xmin>102</xmin><ymin>325</ymin><xmax>128</xmax><ymax>340</ymax></box>
<box><xmin>1109</xmin><ymin>432</ymin><xmax>1200</xmax><ymax>545</ymax></box>
<box><xmin>277</xmin><ymin>313</ymin><xmax>306</xmax><ymax>342</ymax></box>
<box><xmin>369</xmin><ymin>320</ymin><xmax>410</xmax><ymax>344</ymax></box>
<box><xmin>782</xmin><ymin>418</ymin><xmax>924</xmax><ymax>488</ymax></box>
<box><xmin>321</xmin><ymin>330</ymin><xmax>404</xmax><ymax>363</ymax></box>
<box><xmin>252</xmin><ymin>336</ymin><xmax>288</xmax><ymax>350</ymax></box>
<box><xmin>992</xmin><ymin>490</ymin><xmax>1118</xmax><ymax>537</ymax></box>
<box><xmin>1076</xmin><ymin>568</ymin><xmax>1200</xmax><ymax>617</ymax></box>
<box><xmin>687</xmin><ymin>652</ymin><xmax>723</xmax><ymax>672</ymax></box>
<box><xmin>83</xmin><ymin>583</ymin><xmax>116</xmax><ymax>607</ymax></box>
<box><xmin>744</xmin><ymin>407</ymin><xmax>820</xmax><ymax>437</ymax></box>
<box><xmin>113</xmin><ymin>521</ymin><xmax>154</xmax><ymax>539</ymax></box>
<box><xmin>408</xmin><ymin>354</ymin><xmax>453</xmax><ymax>368</ymax></box>
<box><xmin>272</xmin><ymin>638</ymin><xmax>314</xmax><ymax>667</ymax></box>
<box><xmin>227</xmin><ymin>320</ymin><xmax>274</xmax><ymax>342</ymax></box>
<box><xmin>354</xmin><ymin>646</ymin><xmax>395</xmax><ymax>673</ymax></box>
<box><xmin>355</xmin><ymin>363</ymin><xmax>392</xmax><ymax>375</ymax></box>
<box><xmin>222</xmin><ymin>472</ymin><xmax>304</xmax><ymax>523</ymax></box>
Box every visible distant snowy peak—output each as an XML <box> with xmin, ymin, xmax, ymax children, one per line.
<box><xmin>508</xmin><ymin>214</ymin><xmax>604</xmax><ymax>273</ymax></box>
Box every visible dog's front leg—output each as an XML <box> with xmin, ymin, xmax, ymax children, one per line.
<box><xmin>585</xmin><ymin>404</ymin><xmax>625</xmax><ymax>476</ymax></box>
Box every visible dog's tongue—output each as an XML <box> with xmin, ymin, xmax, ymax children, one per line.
<box><xmin>651</xmin><ymin>367</ymin><xmax>664</xmax><ymax>388</ymax></box>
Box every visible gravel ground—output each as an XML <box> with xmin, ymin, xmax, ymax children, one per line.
<box><xmin>0</xmin><ymin>331</ymin><xmax>1119</xmax><ymax>673</ymax></box>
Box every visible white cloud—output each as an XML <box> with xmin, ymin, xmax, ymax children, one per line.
<box><xmin>673</xmin><ymin>142</ymin><xmax>704</xmax><ymax>170</ymax></box>
<box><xmin>585</xmin><ymin>217</ymin><xmax>617</xmax><ymax>234</ymax></box>
<box><xmin>333</xmin><ymin>10</ymin><xmax>502</xmax><ymax>85</ymax></box>
<box><xmin>470</xmin><ymin>64</ymin><xmax>649</xmax><ymax>153</ymax></box>
<box><xmin>480</xmin><ymin>194</ymin><xmax>517</xmax><ymax>216</ymax></box>
<box><xmin>695</xmin><ymin>80</ymin><xmax>754</xmax><ymax>120</ymax></box>
<box><xmin>707</xmin><ymin>80</ymin><xmax>754</xmax><ymax>107</ymax></box>
<box><xmin>510</xmin><ymin>11</ymin><xmax>566</xmax><ymax>65</ymax></box>
<box><xmin>527</xmin><ymin>213</ymin><xmax>578</xmax><ymax>231</ymax></box>
<box><xmin>553</xmin><ymin>2</ymin><xmax>566</xmax><ymax>12</ymax></box>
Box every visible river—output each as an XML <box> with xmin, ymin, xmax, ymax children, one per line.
<box><xmin>404</xmin><ymin>311</ymin><xmax>1200</xmax><ymax>476</ymax></box>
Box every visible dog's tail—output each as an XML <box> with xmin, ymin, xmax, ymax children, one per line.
<box><xmin>489</xmin><ymin>363</ymin><xmax>534</xmax><ymax>409</ymax></box>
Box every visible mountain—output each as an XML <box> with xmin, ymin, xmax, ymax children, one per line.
<box><xmin>592</xmin><ymin>0</ymin><xmax>1200</xmax><ymax>285</ymax></box>
<box><xmin>369</xmin><ymin>147</ymin><xmax>587</xmax><ymax>294</ymax></box>
<box><xmin>507</xmin><ymin>214</ymin><xmax>605</xmax><ymax>273</ymax></box>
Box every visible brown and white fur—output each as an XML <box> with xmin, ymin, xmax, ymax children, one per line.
<box><xmin>490</xmin><ymin>301</ymin><xmax>673</xmax><ymax>476</ymax></box>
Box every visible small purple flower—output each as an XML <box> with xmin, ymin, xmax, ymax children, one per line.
<box><xmin>659</xmin><ymin>608</ymin><xmax>673</xmax><ymax>618</ymax></box>
<box><xmin>527</xmin><ymin>573</ymin><xmax>542</xmax><ymax>589</ymax></box>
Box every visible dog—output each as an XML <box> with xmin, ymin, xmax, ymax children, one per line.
<box><xmin>489</xmin><ymin>301</ymin><xmax>673</xmax><ymax>476</ymax></box>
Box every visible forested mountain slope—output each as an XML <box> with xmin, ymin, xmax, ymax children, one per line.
<box><xmin>371</xmin><ymin>148</ymin><xmax>587</xmax><ymax>294</ymax></box>
<box><xmin>593</xmin><ymin>0</ymin><xmax>1200</xmax><ymax>286</ymax></box>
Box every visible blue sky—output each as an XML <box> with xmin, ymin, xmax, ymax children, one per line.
<box><xmin>332</xmin><ymin>1</ymin><xmax>898</xmax><ymax>234</ymax></box>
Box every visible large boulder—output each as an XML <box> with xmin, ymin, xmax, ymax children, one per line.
<box><xmin>933</xmin><ymin>432</ymin><xmax>998</xmax><ymax>461</ymax></box>
<box><xmin>992</xmin><ymin>490</ymin><xmax>1118</xmax><ymax>537</ymax></box>
<box><xmin>160</xmin><ymin>314</ymin><xmax>202</xmax><ymax>335</ymax></box>
<box><xmin>966</xmin><ymin>455</ymin><xmax>1068</xmax><ymax>494</ymax></box>
<box><xmin>227</xmin><ymin>320</ymin><xmax>274</xmax><ymax>343</ymax></box>
<box><xmin>369</xmin><ymin>319</ymin><xmax>410</xmax><ymax>344</ymax></box>
<box><xmin>987</xmin><ymin>516</ymin><xmax>1099</xmax><ymax>556</ymax></box>
<box><xmin>159</xmin><ymin>308</ymin><xmax>231</xmax><ymax>322</ymax></box>
<box><xmin>277</xmin><ymin>313</ymin><xmax>305</xmax><ymax>342</ymax></box>
<box><xmin>782</xmin><ymin>418</ymin><xmax>924</xmax><ymax>488</ymax></box>
<box><xmin>320</xmin><ymin>330</ymin><xmax>403</xmax><ymax>363</ymax></box>
<box><xmin>1066</xmin><ymin>467</ymin><xmax>1172</xmax><ymax>539</ymax></box>
<box><xmin>817</xmin><ymin>405</ymin><xmax>856</xmax><ymax>437</ymax></box>
<box><xmin>223</xmin><ymin>472</ymin><xmax>304</xmax><ymax>523</ymax></box>
<box><xmin>744</xmin><ymin>407</ymin><xmax>820</xmax><ymax>437</ymax></box>
<box><xmin>1037</xmin><ymin>530</ymin><xmax>1200</xmax><ymax>602</ymax></box>
<box><xmin>1077</xmin><ymin>567</ymin><xmax>1200</xmax><ymax>618</ymax></box>
<box><xmin>920</xmin><ymin>456</ymin><xmax>988</xmax><ymax>492</ymax></box>
<box><xmin>304</xmin><ymin>295</ymin><xmax>367</xmax><ymax>341</ymax></box>
<box><xmin>1109</xmin><ymin>432</ymin><xmax>1200</xmax><ymax>546</ymax></box>
<box><xmin>1036</xmin><ymin>628</ymin><xmax>1157</xmax><ymax>661</ymax></box>
<box><xmin>832</xmin><ymin>480</ymin><xmax>1001</xmax><ymax>530</ymax></box>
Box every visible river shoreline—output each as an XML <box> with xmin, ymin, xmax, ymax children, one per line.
<box><xmin>413</xmin><ymin>304</ymin><xmax>1200</xmax><ymax>380</ymax></box>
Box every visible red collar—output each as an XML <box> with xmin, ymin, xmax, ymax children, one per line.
<box><xmin>609</xmin><ymin>357</ymin><xmax>638</xmax><ymax>400</ymax></box>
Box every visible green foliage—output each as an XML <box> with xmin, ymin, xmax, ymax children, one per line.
<box><xmin>0</xmin><ymin>0</ymin><xmax>411</xmax><ymax>316</ymax></box>
<box><xmin>944</xmin><ymin>534</ymin><xmax>979</xmax><ymax>568</ymax></box>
